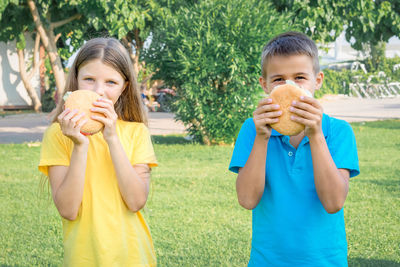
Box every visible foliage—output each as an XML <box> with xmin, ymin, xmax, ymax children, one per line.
<box><xmin>317</xmin><ymin>56</ymin><xmax>400</xmax><ymax>98</ymax></box>
<box><xmin>41</xmin><ymin>58</ymin><xmax>57</xmax><ymax>112</ymax></box>
<box><xmin>315</xmin><ymin>68</ymin><xmax>354</xmax><ymax>98</ymax></box>
<box><xmin>271</xmin><ymin>0</ymin><xmax>400</xmax><ymax>70</ymax></box>
<box><xmin>1</xmin><ymin>120</ymin><xmax>400</xmax><ymax>265</ymax></box>
<box><xmin>271</xmin><ymin>0</ymin><xmax>346</xmax><ymax>44</ymax></box>
<box><xmin>146</xmin><ymin>0</ymin><xmax>293</xmax><ymax>144</ymax></box>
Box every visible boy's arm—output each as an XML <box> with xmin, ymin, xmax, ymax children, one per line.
<box><xmin>236</xmin><ymin>135</ymin><xmax>269</xmax><ymax>210</ymax></box>
<box><xmin>290</xmin><ymin>96</ymin><xmax>349</xmax><ymax>213</ymax></box>
<box><xmin>309</xmin><ymin>135</ymin><xmax>350</xmax><ymax>213</ymax></box>
<box><xmin>236</xmin><ymin>98</ymin><xmax>281</xmax><ymax>210</ymax></box>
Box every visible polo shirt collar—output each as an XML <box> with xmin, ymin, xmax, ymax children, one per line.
<box><xmin>270</xmin><ymin>114</ymin><xmax>330</xmax><ymax>141</ymax></box>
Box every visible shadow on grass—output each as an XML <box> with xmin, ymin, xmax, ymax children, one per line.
<box><xmin>351</xmin><ymin>120</ymin><xmax>400</xmax><ymax>130</ymax></box>
<box><xmin>357</xmin><ymin>178</ymin><xmax>399</xmax><ymax>188</ymax></box>
<box><xmin>349</xmin><ymin>257</ymin><xmax>400</xmax><ymax>267</ymax></box>
<box><xmin>152</xmin><ymin>135</ymin><xmax>197</xmax><ymax>145</ymax></box>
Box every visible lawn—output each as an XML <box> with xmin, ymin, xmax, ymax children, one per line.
<box><xmin>0</xmin><ymin>120</ymin><xmax>399</xmax><ymax>266</ymax></box>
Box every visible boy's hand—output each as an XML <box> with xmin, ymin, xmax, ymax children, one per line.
<box><xmin>253</xmin><ymin>98</ymin><xmax>282</xmax><ymax>138</ymax></box>
<box><xmin>290</xmin><ymin>96</ymin><xmax>323</xmax><ymax>137</ymax></box>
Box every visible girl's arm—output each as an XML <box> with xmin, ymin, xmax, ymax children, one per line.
<box><xmin>91</xmin><ymin>98</ymin><xmax>150</xmax><ymax>212</ymax></box>
<box><xmin>107</xmin><ymin>137</ymin><xmax>151</xmax><ymax>212</ymax></box>
<box><xmin>48</xmin><ymin>108</ymin><xmax>89</xmax><ymax>221</ymax></box>
<box><xmin>48</xmin><ymin>143</ymin><xmax>88</xmax><ymax>220</ymax></box>
<box><xmin>290</xmin><ymin>96</ymin><xmax>349</xmax><ymax>213</ymax></box>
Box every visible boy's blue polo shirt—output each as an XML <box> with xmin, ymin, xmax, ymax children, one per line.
<box><xmin>229</xmin><ymin>114</ymin><xmax>359</xmax><ymax>267</ymax></box>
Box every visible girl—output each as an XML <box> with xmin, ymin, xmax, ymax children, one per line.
<box><xmin>39</xmin><ymin>38</ymin><xmax>157</xmax><ymax>266</ymax></box>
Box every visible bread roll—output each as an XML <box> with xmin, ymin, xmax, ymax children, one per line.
<box><xmin>64</xmin><ymin>90</ymin><xmax>104</xmax><ymax>135</ymax></box>
<box><xmin>270</xmin><ymin>82</ymin><xmax>311</xmax><ymax>136</ymax></box>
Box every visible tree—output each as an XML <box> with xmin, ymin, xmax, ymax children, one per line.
<box><xmin>0</xmin><ymin>0</ymin><xmax>83</xmax><ymax>109</ymax></box>
<box><xmin>271</xmin><ymin>0</ymin><xmax>400</xmax><ymax>69</ymax></box>
<box><xmin>146</xmin><ymin>0</ymin><xmax>293</xmax><ymax>144</ymax></box>
<box><xmin>271</xmin><ymin>0</ymin><xmax>346</xmax><ymax>44</ymax></box>
<box><xmin>0</xmin><ymin>1</ymin><xmax>42</xmax><ymax>111</ymax></box>
<box><xmin>344</xmin><ymin>0</ymin><xmax>400</xmax><ymax>69</ymax></box>
<box><xmin>73</xmin><ymin>0</ymin><xmax>196</xmax><ymax>86</ymax></box>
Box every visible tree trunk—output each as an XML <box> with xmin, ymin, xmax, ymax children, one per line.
<box><xmin>27</xmin><ymin>0</ymin><xmax>65</xmax><ymax>103</ymax></box>
<box><xmin>39</xmin><ymin>44</ymin><xmax>46</xmax><ymax>96</ymax></box>
<box><xmin>17</xmin><ymin>48</ymin><xmax>42</xmax><ymax>111</ymax></box>
<box><xmin>370</xmin><ymin>41</ymin><xmax>386</xmax><ymax>70</ymax></box>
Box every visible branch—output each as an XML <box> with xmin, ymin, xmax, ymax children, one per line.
<box><xmin>51</xmin><ymin>14</ymin><xmax>82</xmax><ymax>29</ymax></box>
<box><xmin>28</xmin><ymin>33</ymin><xmax>43</xmax><ymax>80</ymax></box>
<box><xmin>32</xmin><ymin>32</ymin><xmax>40</xmax><ymax>67</ymax></box>
<box><xmin>54</xmin><ymin>33</ymin><xmax>61</xmax><ymax>43</ymax></box>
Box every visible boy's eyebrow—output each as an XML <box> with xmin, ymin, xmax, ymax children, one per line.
<box><xmin>295</xmin><ymin>72</ymin><xmax>310</xmax><ymax>76</ymax></box>
<box><xmin>268</xmin><ymin>72</ymin><xmax>310</xmax><ymax>79</ymax></box>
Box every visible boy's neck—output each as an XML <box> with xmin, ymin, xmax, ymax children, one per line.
<box><xmin>289</xmin><ymin>131</ymin><xmax>305</xmax><ymax>149</ymax></box>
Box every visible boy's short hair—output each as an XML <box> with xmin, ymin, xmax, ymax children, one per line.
<box><xmin>261</xmin><ymin>31</ymin><xmax>320</xmax><ymax>78</ymax></box>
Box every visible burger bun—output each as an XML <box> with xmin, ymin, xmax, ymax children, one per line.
<box><xmin>64</xmin><ymin>90</ymin><xmax>104</xmax><ymax>135</ymax></box>
<box><xmin>270</xmin><ymin>83</ymin><xmax>311</xmax><ymax>136</ymax></box>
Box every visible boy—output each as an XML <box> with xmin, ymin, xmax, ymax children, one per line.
<box><xmin>229</xmin><ymin>32</ymin><xmax>360</xmax><ymax>266</ymax></box>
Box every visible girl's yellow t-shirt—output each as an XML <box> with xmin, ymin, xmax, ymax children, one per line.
<box><xmin>39</xmin><ymin>121</ymin><xmax>157</xmax><ymax>267</ymax></box>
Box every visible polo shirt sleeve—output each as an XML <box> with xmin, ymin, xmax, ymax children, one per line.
<box><xmin>38</xmin><ymin>123</ymin><xmax>72</xmax><ymax>177</ymax></box>
<box><xmin>130</xmin><ymin>124</ymin><xmax>158</xmax><ymax>168</ymax></box>
<box><xmin>229</xmin><ymin>118</ymin><xmax>256</xmax><ymax>174</ymax></box>
<box><xmin>328</xmin><ymin>119</ymin><xmax>360</xmax><ymax>178</ymax></box>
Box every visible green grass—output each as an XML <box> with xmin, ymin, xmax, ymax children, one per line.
<box><xmin>0</xmin><ymin>109</ymin><xmax>35</xmax><ymax>118</ymax></box>
<box><xmin>0</xmin><ymin>120</ymin><xmax>399</xmax><ymax>266</ymax></box>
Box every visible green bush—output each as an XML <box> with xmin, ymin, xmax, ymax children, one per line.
<box><xmin>317</xmin><ymin>56</ymin><xmax>400</xmax><ymax>99</ymax></box>
<box><xmin>316</xmin><ymin>69</ymin><xmax>353</xmax><ymax>98</ymax></box>
<box><xmin>146</xmin><ymin>0</ymin><xmax>294</xmax><ymax>144</ymax></box>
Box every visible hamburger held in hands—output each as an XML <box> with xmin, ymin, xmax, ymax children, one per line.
<box><xmin>269</xmin><ymin>80</ymin><xmax>312</xmax><ymax>136</ymax></box>
<box><xmin>63</xmin><ymin>90</ymin><xmax>105</xmax><ymax>135</ymax></box>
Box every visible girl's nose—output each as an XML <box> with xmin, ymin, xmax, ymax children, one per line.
<box><xmin>94</xmin><ymin>83</ymin><xmax>105</xmax><ymax>96</ymax></box>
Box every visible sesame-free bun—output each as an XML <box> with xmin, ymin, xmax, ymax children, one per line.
<box><xmin>270</xmin><ymin>83</ymin><xmax>310</xmax><ymax>136</ymax></box>
<box><xmin>64</xmin><ymin>90</ymin><xmax>104</xmax><ymax>135</ymax></box>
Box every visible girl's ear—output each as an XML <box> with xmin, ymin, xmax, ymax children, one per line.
<box><xmin>315</xmin><ymin>71</ymin><xmax>324</xmax><ymax>91</ymax></box>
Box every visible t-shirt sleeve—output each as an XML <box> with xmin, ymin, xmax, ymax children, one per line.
<box><xmin>38</xmin><ymin>123</ymin><xmax>72</xmax><ymax>177</ymax></box>
<box><xmin>130</xmin><ymin>124</ymin><xmax>158</xmax><ymax>168</ymax></box>
<box><xmin>228</xmin><ymin>118</ymin><xmax>256</xmax><ymax>174</ymax></box>
<box><xmin>328</xmin><ymin>119</ymin><xmax>360</xmax><ymax>178</ymax></box>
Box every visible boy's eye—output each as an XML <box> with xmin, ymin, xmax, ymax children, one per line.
<box><xmin>296</xmin><ymin>76</ymin><xmax>305</xmax><ymax>80</ymax></box>
<box><xmin>272</xmin><ymin>78</ymin><xmax>284</xmax><ymax>82</ymax></box>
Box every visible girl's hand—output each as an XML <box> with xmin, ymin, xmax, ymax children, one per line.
<box><xmin>253</xmin><ymin>98</ymin><xmax>282</xmax><ymax>138</ymax></box>
<box><xmin>290</xmin><ymin>96</ymin><xmax>324</xmax><ymax>137</ymax></box>
<box><xmin>90</xmin><ymin>98</ymin><xmax>118</xmax><ymax>143</ymax></box>
<box><xmin>57</xmin><ymin>108</ymin><xmax>89</xmax><ymax>145</ymax></box>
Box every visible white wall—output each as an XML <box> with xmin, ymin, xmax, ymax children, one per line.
<box><xmin>0</xmin><ymin>34</ymin><xmax>40</xmax><ymax>108</ymax></box>
<box><xmin>320</xmin><ymin>31</ymin><xmax>400</xmax><ymax>65</ymax></box>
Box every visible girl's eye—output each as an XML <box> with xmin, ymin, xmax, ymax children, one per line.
<box><xmin>84</xmin><ymin>78</ymin><xmax>94</xmax><ymax>81</ymax></box>
<box><xmin>107</xmin><ymin>80</ymin><xmax>117</xmax><ymax>85</ymax></box>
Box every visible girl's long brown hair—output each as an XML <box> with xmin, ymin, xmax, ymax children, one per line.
<box><xmin>52</xmin><ymin>38</ymin><xmax>147</xmax><ymax>125</ymax></box>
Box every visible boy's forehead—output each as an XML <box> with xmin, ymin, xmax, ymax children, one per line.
<box><xmin>265</xmin><ymin>54</ymin><xmax>314</xmax><ymax>77</ymax></box>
